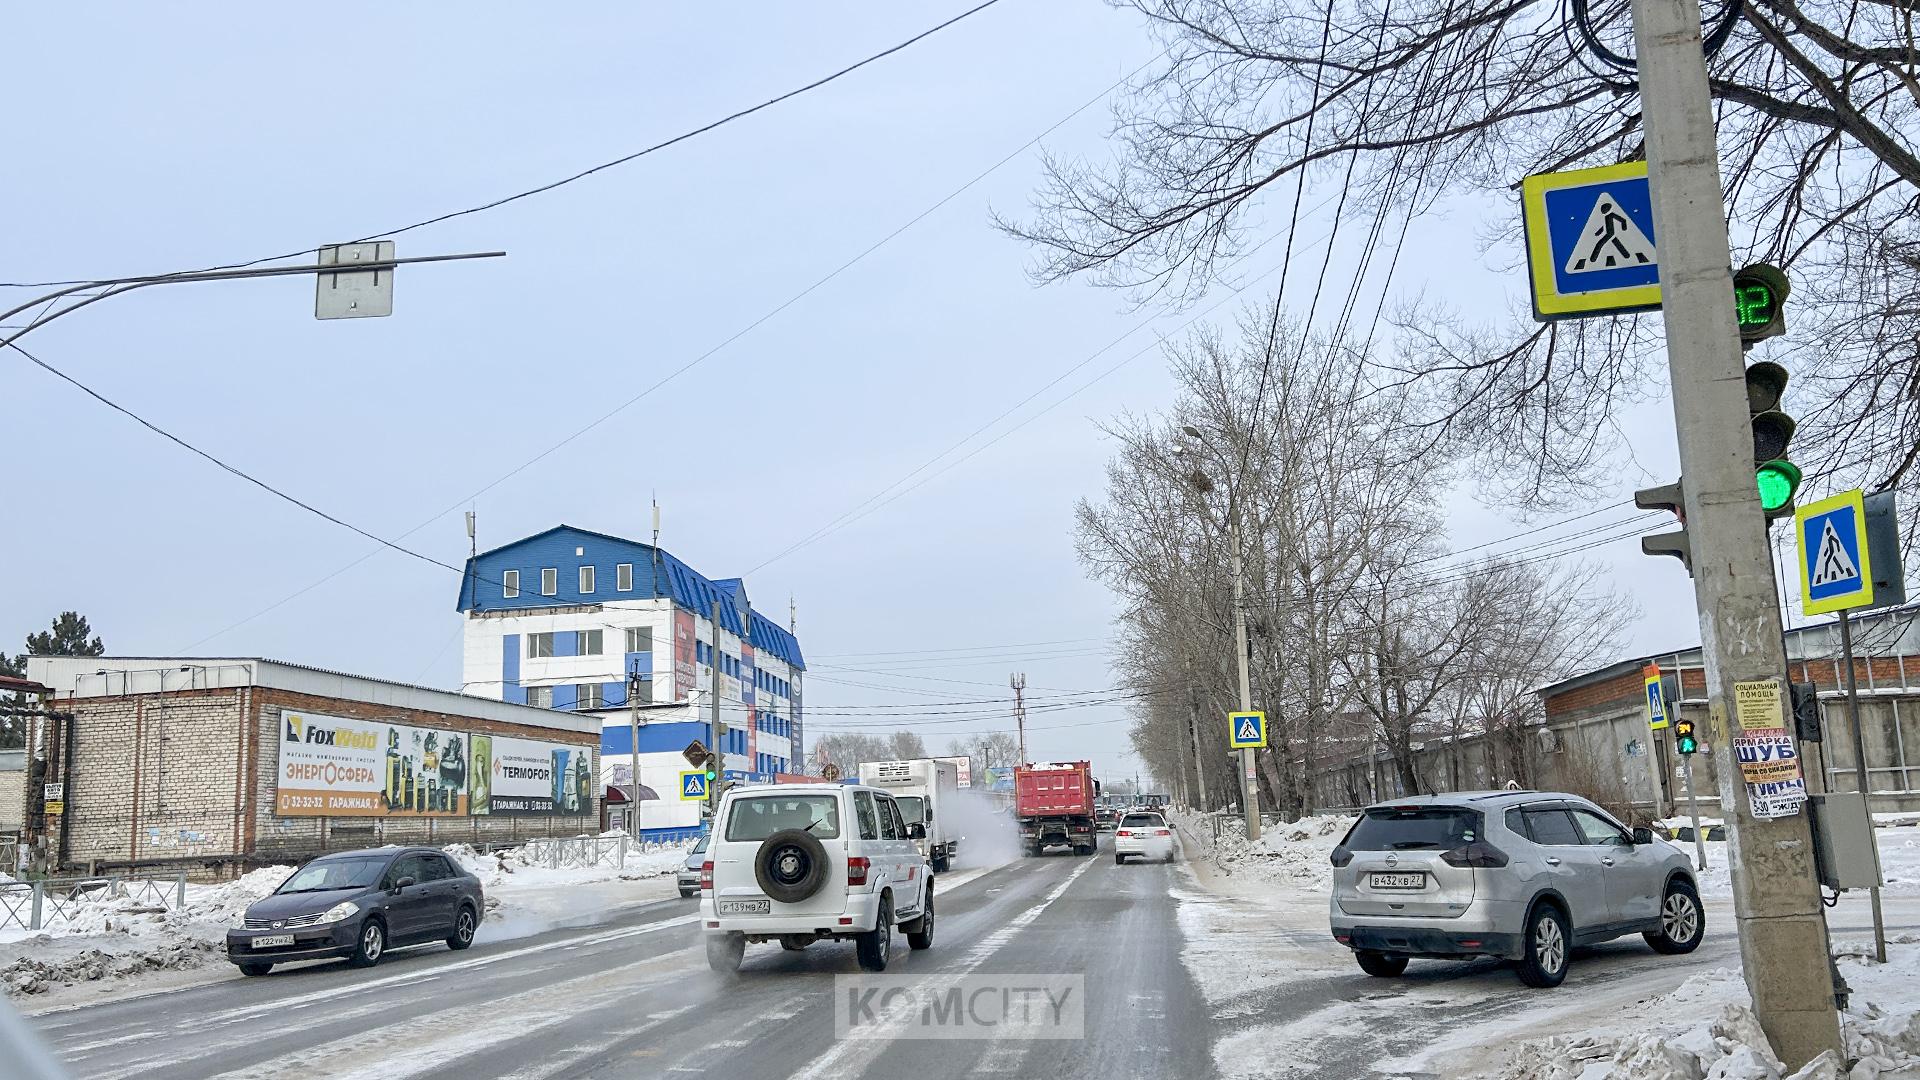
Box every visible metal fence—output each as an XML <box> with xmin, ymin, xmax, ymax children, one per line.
<box><xmin>491</xmin><ymin>834</ymin><xmax>685</xmax><ymax>872</ymax></box>
<box><xmin>0</xmin><ymin>872</ymin><xmax>190</xmax><ymax>932</ymax></box>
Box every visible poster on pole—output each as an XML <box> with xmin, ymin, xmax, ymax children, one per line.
<box><xmin>1732</xmin><ymin>725</ymin><xmax>1806</xmax><ymax>819</ymax></box>
<box><xmin>276</xmin><ymin>710</ymin><xmax>469</xmax><ymax>817</ymax></box>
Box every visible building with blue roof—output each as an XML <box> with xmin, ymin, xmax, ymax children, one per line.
<box><xmin>457</xmin><ymin>525</ymin><xmax>805</xmax><ymax>839</ymax></box>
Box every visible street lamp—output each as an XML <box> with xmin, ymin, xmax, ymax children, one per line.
<box><xmin>1177</xmin><ymin>426</ymin><xmax>1261</xmax><ymax>842</ymax></box>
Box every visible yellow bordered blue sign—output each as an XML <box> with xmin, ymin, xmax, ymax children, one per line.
<box><xmin>679</xmin><ymin>771</ymin><xmax>709</xmax><ymax>800</ymax></box>
<box><xmin>1522</xmin><ymin>161</ymin><xmax>1662</xmax><ymax>320</ymax></box>
<box><xmin>1796</xmin><ymin>489</ymin><xmax>1874</xmax><ymax>616</ymax></box>
<box><xmin>1228</xmin><ymin>711</ymin><xmax>1267</xmax><ymax>750</ymax></box>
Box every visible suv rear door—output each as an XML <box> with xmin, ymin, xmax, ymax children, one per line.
<box><xmin>1518</xmin><ymin>804</ymin><xmax>1612</xmax><ymax>931</ymax></box>
<box><xmin>713</xmin><ymin>792</ymin><xmax>851</xmax><ymax>918</ymax></box>
<box><xmin>1335</xmin><ymin>806</ymin><xmax>1480</xmax><ymax>919</ymax></box>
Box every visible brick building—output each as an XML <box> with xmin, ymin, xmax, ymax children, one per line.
<box><xmin>23</xmin><ymin>657</ymin><xmax>603</xmax><ymax>877</ymax></box>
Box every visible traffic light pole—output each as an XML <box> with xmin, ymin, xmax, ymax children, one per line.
<box><xmin>1680</xmin><ymin>756</ymin><xmax>1706</xmax><ymax>869</ymax></box>
<box><xmin>1837</xmin><ymin>611</ymin><xmax>1888</xmax><ymax>962</ymax></box>
<box><xmin>1629</xmin><ymin>0</ymin><xmax>1844</xmax><ymax>1063</ymax></box>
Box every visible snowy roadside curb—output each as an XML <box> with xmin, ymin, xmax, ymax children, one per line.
<box><xmin>1</xmin><ymin>836</ymin><xmax>693</xmax><ymax>1000</ymax></box>
<box><xmin>1474</xmin><ymin>938</ymin><xmax>1920</xmax><ymax>1080</ymax></box>
<box><xmin>1169</xmin><ymin>808</ymin><xmax>1353</xmax><ymax>894</ymax></box>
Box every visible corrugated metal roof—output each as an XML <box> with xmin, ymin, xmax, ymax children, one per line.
<box><xmin>458</xmin><ymin>524</ymin><xmax>805</xmax><ymax>669</ymax></box>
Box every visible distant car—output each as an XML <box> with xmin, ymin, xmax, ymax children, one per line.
<box><xmin>1329</xmin><ymin>792</ymin><xmax>1702</xmax><ymax>988</ymax></box>
<box><xmin>701</xmin><ymin>783</ymin><xmax>933</xmax><ymax>974</ymax></box>
<box><xmin>1114</xmin><ymin>812</ymin><xmax>1173</xmax><ymax>864</ymax></box>
<box><xmin>678</xmin><ymin>833</ymin><xmax>711</xmax><ymax>898</ymax></box>
<box><xmin>225</xmin><ymin>846</ymin><xmax>484</xmax><ymax>976</ymax></box>
<box><xmin>1095</xmin><ymin>807</ymin><xmax>1118</xmax><ymax>832</ymax></box>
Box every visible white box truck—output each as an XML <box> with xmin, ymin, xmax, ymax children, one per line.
<box><xmin>856</xmin><ymin>758</ymin><xmax>960</xmax><ymax>872</ymax></box>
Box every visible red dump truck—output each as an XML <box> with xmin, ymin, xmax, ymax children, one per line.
<box><xmin>1015</xmin><ymin>761</ymin><xmax>1100</xmax><ymax>856</ymax></box>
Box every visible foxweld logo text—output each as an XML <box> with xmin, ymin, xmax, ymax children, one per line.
<box><xmin>833</xmin><ymin>974</ymin><xmax>1083</xmax><ymax>1041</ymax></box>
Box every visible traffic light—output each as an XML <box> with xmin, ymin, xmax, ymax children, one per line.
<box><xmin>1673</xmin><ymin>714</ymin><xmax>1697</xmax><ymax>755</ymax></box>
<box><xmin>1733</xmin><ymin>263</ymin><xmax>1788</xmax><ymax>345</ymax></box>
<box><xmin>1745</xmin><ymin>359</ymin><xmax>1801</xmax><ymax>518</ymax></box>
<box><xmin>703</xmin><ymin>751</ymin><xmax>718</xmax><ymax>783</ymax></box>
<box><xmin>1635</xmin><ymin>480</ymin><xmax>1693</xmax><ymax>573</ymax></box>
<box><xmin>1790</xmin><ymin>682</ymin><xmax>1822</xmax><ymax>743</ymax></box>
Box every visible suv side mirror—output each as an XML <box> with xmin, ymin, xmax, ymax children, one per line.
<box><xmin>1630</xmin><ymin>827</ymin><xmax>1654</xmax><ymax>846</ymax></box>
<box><xmin>905</xmin><ymin>822</ymin><xmax>927</xmax><ymax>840</ymax></box>
<box><xmin>391</xmin><ymin>875</ymin><xmax>417</xmax><ymax>891</ymax></box>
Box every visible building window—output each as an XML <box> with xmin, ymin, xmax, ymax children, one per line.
<box><xmin>527</xmin><ymin>685</ymin><xmax>554</xmax><ymax>708</ymax></box>
<box><xmin>579</xmin><ymin>565</ymin><xmax>595</xmax><ymax>594</ymax></box>
<box><xmin>577</xmin><ymin>683</ymin><xmax>604</xmax><ymax>709</ymax></box>
<box><xmin>502</xmin><ymin>569</ymin><xmax>519</xmax><ymax>598</ymax></box>
<box><xmin>580</xmin><ymin>629</ymin><xmax>603</xmax><ymax>656</ymax></box>
<box><xmin>616</xmin><ymin>563</ymin><xmax>633</xmax><ymax>592</ymax></box>
<box><xmin>540</xmin><ymin>568</ymin><xmax>558</xmax><ymax>596</ymax></box>
<box><xmin>626</xmin><ymin>626</ymin><xmax>652</xmax><ymax>653</ymax></box>
<box><xmin>528</xmin><ymin>632</ymin><xmax>555</xmax><ymax>659</ymax></box>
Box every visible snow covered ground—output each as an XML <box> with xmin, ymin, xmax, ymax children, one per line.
<box><xmin>1170</xmin><ymin>809</ymin><xmax>1920</xmax><ymax>1080</ymax></box>
<box><xmin>0</xmin><ymin>836</ymin><xmax>692</xmax><ymax>1003</ymax></box>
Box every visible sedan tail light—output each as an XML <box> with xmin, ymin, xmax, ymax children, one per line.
<box><xmin>847</xmin><ymin>856</ymin><xmax>870</xmax><ymax>886</ymax></box>
<box><xmin>1440</xmin><ymin>840</ymin><xmax>1509</xmax><ymax>868</ymax></box>
<box><xmin>1116</xmin><ymin>830</ymin><xmax>1132</xmax><ymax>838</ymax></box>
<box><xmin>700</xmin><ymin>861</ymin><xmax>714</xmax><ymax>891</ymax></box>
<box><xmin>1154</xmin><ymin>829</ymin><xmax>1171</xmax><ymax>837</ymax></box>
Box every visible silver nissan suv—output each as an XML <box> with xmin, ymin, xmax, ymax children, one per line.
<box><xmin>1328</xmin><ymin>791</ymin><xmax>1702</xmax><ymax>987</ymax></box>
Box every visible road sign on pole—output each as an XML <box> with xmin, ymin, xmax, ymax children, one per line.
<box><xmin>678</xmin><ymin>771</ymin><xmax>708</xmax><ymax>801</ymax></box>
<box><xmin>1227</xmin><ymin>711</ymin><xmax>1267</xmax><ymax>750</ymax></box>
<box><xmin>1522</xmin><ymin>161</ymin><xmax>1662</xmax><ymax>320</ymax></box>
<box><xmin>1796</xmin><ymin>489</ymin><xmax>1874</xmax><ymax>616</ymax></box>
<box><xmin>315</xmin><ymin>241</ymin><xmax>397</xmax><ymax>319</ymax></box>
<box><xmin>1644</xmin><ymin>665</ymin><xmax>1671</xmax><ymax>730</ymax></box>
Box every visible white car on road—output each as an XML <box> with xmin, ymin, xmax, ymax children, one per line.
<box><xmin>701</xmin><ymin>783</ymin><xmax>934</xmax><ymax>974</ymax></box>
<box><xmin>1114</xmin><ymin>811</ymin><xmax>1174</xmax><ymax>864</ymax></box>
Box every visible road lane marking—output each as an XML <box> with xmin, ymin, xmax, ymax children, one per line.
<box><xmin>788</xmin><ymin>857</ymin><xmax>1097</xmax><ymax>1080</ymax></box>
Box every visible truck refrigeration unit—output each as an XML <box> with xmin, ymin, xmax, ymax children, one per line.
<box><xmin>856</xmin><ymin>758</ymin><xmax>961</xmax><ymax>872</ymax></box>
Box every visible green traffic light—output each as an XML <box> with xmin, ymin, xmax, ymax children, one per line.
<box><xmin>1677</xmin><ymin>734</ymin><xmax>1697</xmax><ymax>754</ymax></box>
<box><xmin>1756</xmin><ymin>459</ymin><xmax>1802</xmax><ymax>514</ymax></box>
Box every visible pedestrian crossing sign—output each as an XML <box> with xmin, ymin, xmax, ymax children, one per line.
<box><xmin>679</xmin><ymin>771</ymin><xmax>709</xmax><ymax>800</ymax></box>
<box><xmin>1521</xmin><ymin>161</ymin><xmax>1663</xmax><ymax>320</ymax></box>
<box><xmin>1796</xmin><ymin>489</ymin><xmax>1874</xmax><ymax>616</ymax></box>
<box><xmin>1228</xmin><ymin>711</ymin><xmax>1268</xmax><ymax>750</ymax></box>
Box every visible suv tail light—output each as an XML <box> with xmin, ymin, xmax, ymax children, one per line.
<box><xmin>847</xmin><ymin>856</ymin><xmax>871</xmax><ymax>886</ymax></box>
<box><xmin>1329</xmin><ymin>846</ymin><xmax>1353</xmax><ymax>868</ymax></box>
<box><xmin>699</xmin><ymin>860</ymin><xmax>714</xmax><ymax>890</ymax></box>
<box><xmin>1440</xmin><ymin>840</ymin><xmax>1509</xmax><ymax>868</ymax></box>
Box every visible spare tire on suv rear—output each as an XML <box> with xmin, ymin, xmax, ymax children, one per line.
<box><xmin>755</xmin><ymin>829</ymin><xmax>830</xmax><ymax>903</ymax></box>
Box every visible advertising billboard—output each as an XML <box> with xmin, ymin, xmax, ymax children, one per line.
<box><xmin>471</xmin><ymin>734</ymin><xmax>597</xmax><ymax>816</ymax></box>
<box><xmin>935</xmin><ymin>755</ymin><xmax>973</xmax><ymax>787</ymax></box>
<box><xmin>674</xmin><ymin>609</ymin><xmax>697</xmax><ymax>702</ymax></box>
<box><xmin>276</xmin><ymin>710</ymin><xmax>469</xmax><ymax>817</ymax></box>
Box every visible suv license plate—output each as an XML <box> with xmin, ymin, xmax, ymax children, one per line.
<box><xmin>717</xmin><ymin>899</ymin><xmax>771</xmax><ymax>915</ymax></box>
<box><xmin>252</xmin><ymin>934</ymin><xmax>295</xmax><ymax>948</ymax></box>
<box><xmin>1368</xmin><ymin>872</ymin><xmax>1426</xmax><ymax>890</ymax></box>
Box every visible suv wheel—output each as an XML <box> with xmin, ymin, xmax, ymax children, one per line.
<box><xmin>856</xmin><ymin>895</ymin><xmax>894</xmax><ymax>972</ymax></box>
<box><xmin>1354</xmin><ymin>950</ymin><xmax>1408</xmax><ymax>977</ymax></box>
<box><xmin>707</xmin><ymin>932</ymin><xmax>745</xmax><ymax>975</ymax></box>
<box><xmin>905</xmin><ymin>887</ymin><xmax>934</xmax><ymax>951</ymax></box>
<box><xmin>446</xmin><ymin>906</ymin><xmax>477</xmax><ymax>951</ymax></box>
<box><xmin>1515</xmin><ymin>904</ymin><xmax>1569</xmax><ymax>988</ymax></box>
<box><xmin>1644</xmin><ymin>879</ymin><xmax>1704</xmax><ymax>954</ymax></box>
<box><xmin>348</xmin><ymin>919</ymin><xmax>386</xmax><ymax>969</ymax></box>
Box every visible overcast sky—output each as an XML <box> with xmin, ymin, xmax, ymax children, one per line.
<box><xmin>3</xmin><ymin>3</ymin><xmax>1719</xmax><ymax>783</ymax></box>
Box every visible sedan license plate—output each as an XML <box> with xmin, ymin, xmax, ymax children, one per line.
<box><xmin>251</xmin><ymin>934</ymin><xmax>295</xmax><ymax>948</ymax></box>
<box><xmin>1368</xmin><ymin>872</ymin><xmax>1426</xmax><ymax>890</ymax></box>
<box><xmin>717</xmin><ymin>899</ymin><xmax>771</xmax><ymax>915</ymax></box>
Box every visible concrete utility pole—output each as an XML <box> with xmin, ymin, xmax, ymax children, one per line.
<box><xmin>1629</xmin><ymin>0</ymin><xmax>1844</xmax><ymax>1062</ymax></box>
<box><xmin>710</xmin><ymin>599</ymin><xmax>725</xmax><ymax>815</ymax></box>
<box><xmin>628</xmin><ymin>664</ymin><xmax>645</xmax><ymax>838</ymax></box>
<box><xmin>1230</xmin><ymin>511</ymin><xmax>1260</xmax><ymax>842</ymax></box>
<box><xmin>1011</xmin><ymin>673</ymin><xmax>1028</xmax><ymax>764</ymax></box>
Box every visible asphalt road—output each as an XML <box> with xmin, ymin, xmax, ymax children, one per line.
<box><xmin>31</xmin><ymin>843</ymin><xmax>1217</xmax><ymax>1080</ymax></box>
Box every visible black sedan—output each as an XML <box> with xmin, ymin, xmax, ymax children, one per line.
<box><xmin>226</xmin><ymin>846</ymin><xmax>484</xmax><ymax>976</ymax></box>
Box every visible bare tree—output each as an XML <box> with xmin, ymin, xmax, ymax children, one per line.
<box><xmin>1006</xmin><ymin>0</ymin><xmax>1920</xmax><ymax>528</ymax></box>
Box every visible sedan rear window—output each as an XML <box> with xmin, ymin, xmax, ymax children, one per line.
<box><xmin>1120</xmin><ymin>813</ymin><xmax>1164</xmax><ymax>828</ymax></box>
<box><xmin>1344</xmin><ymin>807</ymin><xmax>1480</xmax><ymax>850</ymax></box>
<box><xmin>724</xmin><ymin>795</ymin><xmax>842</xmax><ymax>841</ymax></box>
